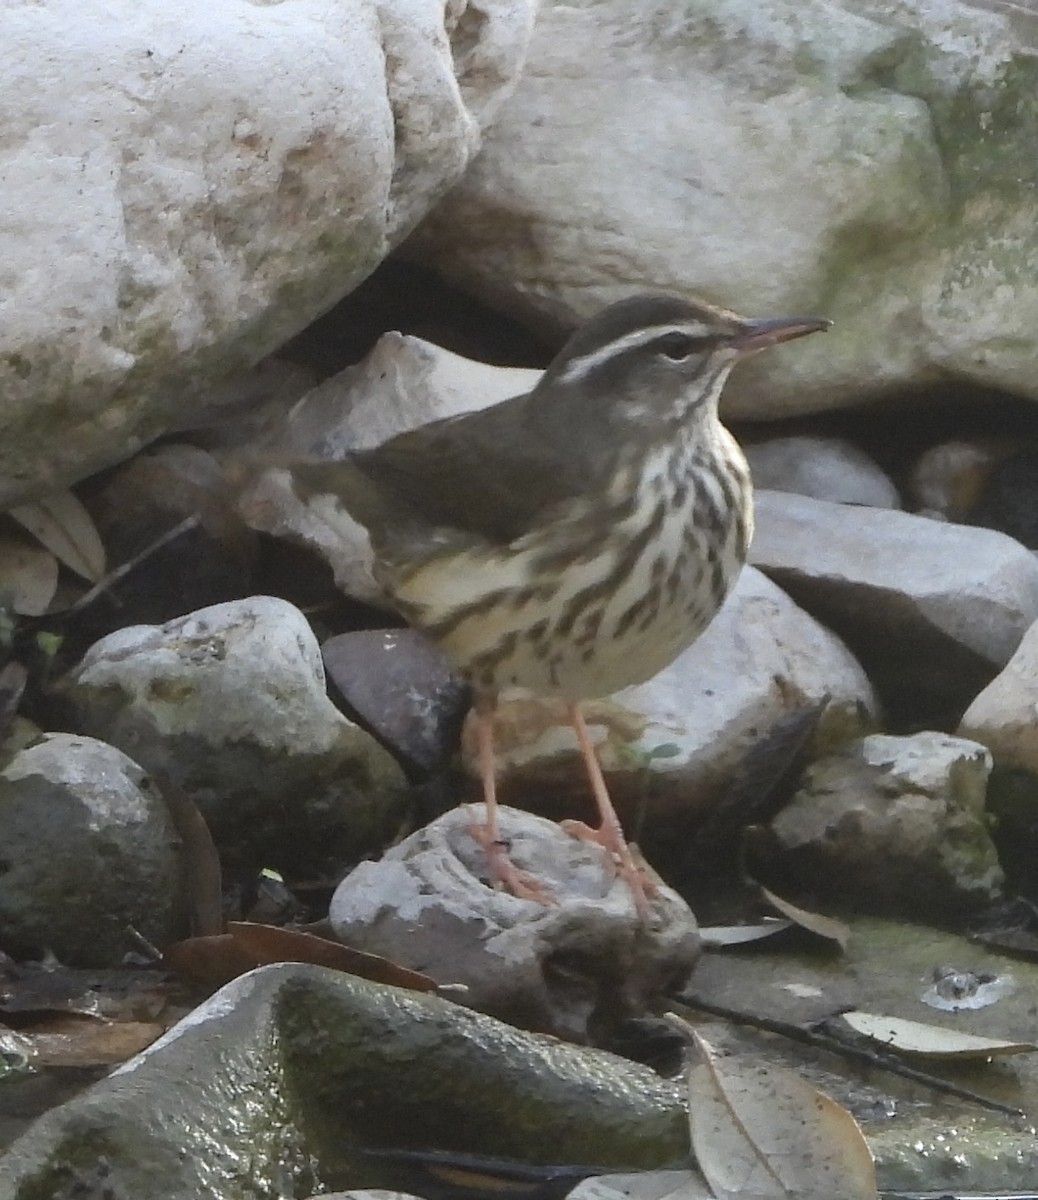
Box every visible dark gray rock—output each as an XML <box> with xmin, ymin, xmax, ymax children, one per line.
<box><xmin>0</xmin><ymin>734</ymin><xmax>183</xmax><ymax>966</ymax></box>
<box><xmin>322</xmin><ymin>628</ymin><xmax>469</xmax><ymax>776</ymax></box>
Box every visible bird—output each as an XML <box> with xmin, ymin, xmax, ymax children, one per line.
<box><xmin>279</xmin><ymin>293</ymin><xmax>831</xmax><ymax>911</ymax></box>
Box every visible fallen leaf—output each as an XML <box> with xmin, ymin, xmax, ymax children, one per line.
<box><xmin>9</xmin><ymin>491</ymin><xmax>106</xmax><ymax>583</ymax></box>
<box><xmin>165</xmin><ymin>923</ymin><xmax>438</xmax><ymax>994</ymax></box>
<box><xmin>840</xmin><ymin>1010</ymin><xmax>1038</xmax><ymax>1059</ymax></box>
<box><xmin>0</xmin><ymin>533</ymin><xmax>58</xmax><ymax>615</ymax></box>
<box><xmin>163</xmin><ymin>933</ymin><xmax>261</xmax><ymax>988</ymax></box>
<box><xmin>758</xmin><ymin>885</ymin><xmax>850</xmax><ymax>951</ymax></box>
<box><xmin>228</xmin><ymin>923</ymin><xmax>438</xmax><ymax>992</ymax></box>
<box><xmin>153</xmin><ymin>775</ymin><xmax>223</xmax><ymax>937</ymax></box>
<box><xmin>665</xmin><ymin>1014</ymin><xmax>877</xmax><ymax>1200</ymax></box>
<box><xmin>699</xmin><ymin>920</ymin><xmax>793</xmax><ymax>948</ymax></box>
<box><xmin>0</xmin><ymin>660</ymin><xmax>28</xmax><ymax>745</ymax></box>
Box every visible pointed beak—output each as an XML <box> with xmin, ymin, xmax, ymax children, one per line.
<box><xmin>730</xmin><ymin>315</ymin><xmax>832</xmax><ymax>355</ymax></box>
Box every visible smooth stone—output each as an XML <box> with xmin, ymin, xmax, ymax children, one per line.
<box><xmin>479</xmin><ymin>567</ymin><xmax>877</xmax><ymax>854</ymax></box>
<box><xmin>0</xmin><ymin>733</ymin><xmax>183</xmax><ymax>966</ymax></box>
<box><xmin>1</xmin><ymin>0</ymin><xmax>535</xmax><ymax>505</ymax></box>
<box><xmin>750</xmin><ymin>489</ymin><xmax>1038</xmax><ymax>725</ymax></box>
<box><xmin>411</xmin><ymin>0</ymin><xmax>1038</xmax><ymax>417</ymax></box>
<box><xmin>0</xmin><ymin>964</ymin><xmax>687</xmax><ymax>1199</ymax></box>
<box><xmin>322</xmin><ymin>628</ymin><xmax>469</xmax><ymax>776</ymax></box>
<box><xmin>959</xmin><ymin>617</ymin><xmax>1038</xmax><ymax>775</ymax></box>
<box><xmin>743</xmin><ymin>435</ymin><xmax>900</xmax><ymax>508</ymax></box>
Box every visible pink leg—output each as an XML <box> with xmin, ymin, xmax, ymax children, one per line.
<box><xmin>562</xmin><ymin>704</ymin><xmax>654</xmax><ymax>916</ymax></box>
<box><xmin>468</xmin><ymin>700</ymin><xmax>553</xmax><ymax>904</ymax></box>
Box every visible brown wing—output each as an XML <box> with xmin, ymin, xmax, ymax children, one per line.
<box><xmin>349</xmin><ymin>391</ymin><xmax>591</xmax><ymax>547</ymax></box>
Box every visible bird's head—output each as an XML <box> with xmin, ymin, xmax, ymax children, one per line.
<box><xmin>537</xmin><ymin>292</ymin><xmax>831</xmax><ymax>432</ymax></box>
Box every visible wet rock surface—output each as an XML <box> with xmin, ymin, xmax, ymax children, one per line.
<box><xmin>6</xmin><ymin>938</ymin><xmax>1038</xmax><ymax>1197</ymax></box>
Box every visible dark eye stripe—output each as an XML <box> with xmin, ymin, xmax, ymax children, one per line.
<box><xmin>655</xmin><ymin>332</ymin><xmax>713</xmax><ymax>360</ymax></box>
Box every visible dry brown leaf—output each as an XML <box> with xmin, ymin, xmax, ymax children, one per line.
<box><xmin>227</xmin><ymin>922</ymin><xmax>438</xmax><ymax>992</ymax></box>
<box><xmin>0</xmin><ymin>533</ymin><xmax>59</xmax><ymax>615</ymax></box>
<box><xmin>163</xmin><ymin>932</ymin><xmax>263</xmax><ymax>988</ymax></box>
<box><xmin>665</xmin><ymin>1015</ymin><xmax>877</xmax><ymax>1200</ymax></box>
<box><xmin>165</xmin><ymin>923</ymin><xmax>438</xmax><ymax>994</ymax></box>
<box><xmin>9</xmin><ymin>491</ymin><xmax>106</xmax><ymax>583</ymax></box>
<box><xmin>841</xmin><ymin>1010</ymin><xmax>1038</xmax><ymax>1059</ymax></box>
<box><xmin>153</xmin><ymin>775</ymin><xmax>223</xmax><ymax>938</ymax></box>
<box><xmin>699</xmin><ymin>920</ymin><xmax>793</xmax><ymax>948</ymax></box>
<box><xmin>758</xmin><ymin>884</ymin><xmax>850</xmax><ymax>951</ymax></box>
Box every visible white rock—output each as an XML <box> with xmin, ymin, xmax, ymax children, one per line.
<box><xmin>744</xmin><ymin>436</ymin><xmax>899</xmax><ymax>508</ymax></box>
<box><xmin>411</xmin><ymin>0</ymin><xmax>1038</xmax><ymax>417</ymax></box>
<box><xmin>63</xmin><ymin>596</ymin><xmax>407</xmax><ymax>873</ymax></box>
<box><xmin>281</xmin><ymin>331</ymin><xmax>542</xmax><ymax>455</ymax></box>
<box><xmin>959</xmin><ymin>617</ymin><xmax>1038</xmax><ymax>773</ymax></box>
<box><xmin>0</xmin><ymin>0</ymin><xmax>536</xmax><ymax>506</ymax></box>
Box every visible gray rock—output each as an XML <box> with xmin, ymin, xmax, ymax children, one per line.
<box><xmin>750</xmin><ymin>489</ymin><xmax>1038</xmax><ymax>724</ymax></box>
<box><xmin>744</xmin><ymin>436</ymin><xmax>900</xmax><ymax>508</ymax></box>
<box><xmin>0</xmin><ymin>733</ymin><xmax>182</xmax><ymax>966</ymax></box>
<box><xmin>280</xmin><ymin>332</ymin><xmax>543</xmax><ymax>457</ymax></box>
<box><xmin>329</xmin><ymin>804</ymin><xmax>700</xmax><ymax>1044</ymax></box>
<box><xmin>0</xmin><ymin>1</ymin><xmax>536</xmax><ymax>506</ymax></box>
<box><xmin>759</xmin><ymin>732</ymin><xmax>1002</xmax><ymax>919</ymax></box>
<box><xmin>61</xmin><ymin>596</ymin><xmax>407</xmax><ymax>876</ymax></box>
<box><xmin>411</xmin><ymin>0</ymin><xmax>1038</xmax><ymax>417</ymax></box>
<box><xmin>321</xmin><ymin>628</ymin><xmax>469</xmax><ymax>776</ymax></box>
<box><xmin>482</xmin><ymin>567</ymin><xmax>877</xmax><ymax>844</ymax></box>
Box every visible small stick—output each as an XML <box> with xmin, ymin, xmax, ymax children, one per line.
<box><xmin>58</xmin><ymin>516</ymin><xmax>200</xmax><ymax>617</ymax></box>
<box><xmin>675</xmin><ymin>994</ymin><xmax>1025</xmax><ymax>1120</ymax></box>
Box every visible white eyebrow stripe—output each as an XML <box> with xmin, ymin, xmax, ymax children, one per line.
<box><xmin>555</xmin><ymin>323</ymin><xmax>708</xmax><ymax>384</ymax></box>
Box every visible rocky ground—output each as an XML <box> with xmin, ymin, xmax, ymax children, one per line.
<box><xmin>5</xmin><ymin>2</ymin><xmax>1038</xmax><ymax>1197</ymax></box>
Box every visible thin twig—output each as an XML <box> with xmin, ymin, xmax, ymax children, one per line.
<box><xmin>57</xmin><ymin>516</ymin><xmax>200</xmax><ymax>617</ymax></box>
<box><xmin>675</xmin><ymin>995</ymin><xmax>1025</xmax><ymax>1120</ymax></box>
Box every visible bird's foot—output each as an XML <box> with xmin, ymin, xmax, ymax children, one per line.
<box><xmin>561</xmin><ymin>818</ymin><xmax>657</xmax><ymax>917</ymax></box>
<box><xmin>468</xmin><ymin>816</ymin><xmax>555</xmax><ymax>904</ymax></box>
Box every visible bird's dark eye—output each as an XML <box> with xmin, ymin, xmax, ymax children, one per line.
<box><xmin>654</xmin><ymin>332</ymin><xmax>708</xmax><ymax>361</ymax></box>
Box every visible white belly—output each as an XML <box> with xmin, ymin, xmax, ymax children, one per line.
<box><xmin>391</xmin><ymin>449</ymin><xmax>751</xmax><ymax>700</ymax></box>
